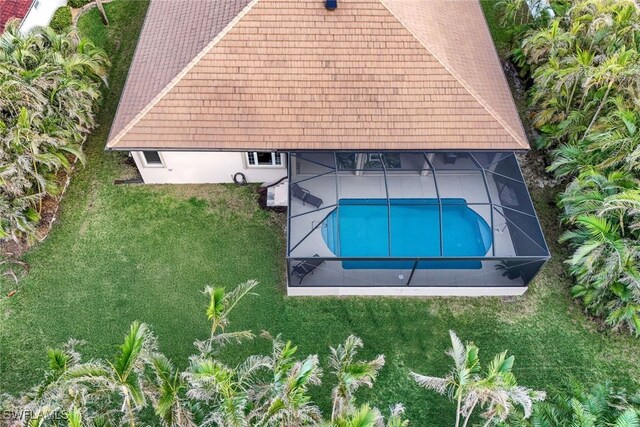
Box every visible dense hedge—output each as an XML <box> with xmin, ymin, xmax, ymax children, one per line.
<box><xmin>0</xmin><ymin>22</ymin><xmax>109</xmax><ymax>241</ymax></box>
<box><xmin>497</xmin><ymin>0</ymin><xmax>640</xmax><ymax>335</ymax></box>
<box><xmin>49</xmin><ymin>6</ymin><xmax>72</xmax><ymax>32</ymax></box>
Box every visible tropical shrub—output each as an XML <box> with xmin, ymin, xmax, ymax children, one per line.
<box><xmin>494</xmin><ymin>0</ymin><xmax>557</xmax><ymax>51</ymax></box>
<box><xmin>50</xmin><ymin>6</ymin><xmax>72</xmax><ymax>33</ymax></box>
<box><xmin>499</xmin><ymin>0</ymin><xmax>640</xmax><ymax>335</ymax></box>
<box><xmin>0</xmin><ymin>21</ymin><xmax>109</xmax><ymax>241</ymax></box>
<box><xmin>557</xmin><ymin>168</ymin><xmax>640</xmax><ymax>334</ymax></box>
<box><xmin>560</xmin><ymin>214</ymin><xmax>640</xmax><ymax>334</ymax></box>
<box><xmin>3</xmin><ymin>280</ymin><xmax>409</xmax><ymax>426</ymax></box>
<box><xmin>410</xmin><ymin>330</ymin><xmax>545</xmax><ymax>427</ymax></box>
<box><xmin>514</xmin><ymin>0</ymin><xmax>640</xmax><ymax>152</ymax></box>
<box><xmin>530</xmin><ymin>383</ymin><xmax>640</xmax><ymax>426</ymax></box>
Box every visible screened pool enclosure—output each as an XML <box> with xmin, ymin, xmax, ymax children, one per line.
<box><xmin>286</xmin><ymin>152</ymin><xmax>549</xmax><ymax>291</ymax></box>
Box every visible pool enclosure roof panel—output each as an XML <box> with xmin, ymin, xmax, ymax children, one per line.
<box><xmin>107</xmin><ymin>0</ymin><xmax>528</xmax><ymax>151</ymax></box>
<box><xmin>287</xmin><ymin>151</ymin><xmax>549</xmax><ymax>262</ymax></box>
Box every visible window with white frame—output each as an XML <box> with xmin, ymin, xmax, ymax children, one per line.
<box><xmin>246</xmin><ymin>152</ymin><xmax>283</xmax><ymax>167</ymax></box>
<box><xmin>141</xmin><ymin>151</ymin><xmax>163</xmax><ymax>167</ymax></box>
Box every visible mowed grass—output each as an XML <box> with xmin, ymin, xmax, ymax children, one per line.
<box><xmin>1</xmin><ymin>2</ymin><xmax>640</xmax><ymax>425</ymax></box>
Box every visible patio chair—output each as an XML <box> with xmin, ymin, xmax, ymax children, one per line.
<box><xmin>291</xmin><ymin>183</ymin><xmax>323</xmax><ymax>208</ymax></box>
<box><xmin>292</xmin><ymin>255</ymin><xmax>325</xmax><ymax>284</ymax></box>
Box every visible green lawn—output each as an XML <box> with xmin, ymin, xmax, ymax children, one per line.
<box><xmin>1</xmin><ymin>2</ymin><xmax>639</xmax><ymax>425</ymax></box>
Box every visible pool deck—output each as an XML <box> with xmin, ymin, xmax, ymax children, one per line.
<box><xmin>288</xmin><ymin>154</ymin><xmax>524</xmax><ymax>288</ymax></box>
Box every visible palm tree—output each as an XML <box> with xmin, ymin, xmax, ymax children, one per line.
<box><xmin>559</xmin><ymin>169</ymin><xmax>639</xmax><ymax>227</ymax></box>
<box><xmin>494</xmin><ymin>0</ymin><xmax>527</xmax><ymax>27</ymax></box>
<box><xmin>561</xmin><ymin>214</ymin><xmax>640</xmax><ymax>334</ymax></box>
<box><xmin>598</xmin><ymin>190</ymin><xmax>640</xmax><ymax>238</ymax></box>
<box><xmin>16</xmin><ymin>339</ymin><xmax>88</xmax><ymax>425</ymax></box>
<box><xmin>604</xmin><ymin>275</ymin><xmax>640</xmax><ymax>335</ymax></box>
<box><xmin>521</xmin><ymin>19</ymin><xmax>576</xmax><ymax>65</ymax></box>
<box><xmin>518</xmin><ymin>0</ymin><xmax>640</xmax><ymax>158</ymax></box>
<box><xmin>1</xmin><ymin>107</ymin><xmax>68</xmax><ymax>214</ymax></box>
<box><xmin>581</xmin><ymin>47</ymin><xmax>640</xmax><ymax>138</ymax></box>
<box><xmin>0</xmin><ymin>20</ymin><xmax>108</xmax><ymax>241</ymax></box>
<box><xmin>320</xmin><ymin>404</ymin><xmax>408</xmax><ymax>427</ymax></box>
<box><xmin>411</xmin><ymin>330</ymin><xmax>480</xmax><ymax>427</ymax></box>
<box><xmin>589</xmin><ymin>106</ymin><xmax>640</xmax><ymax>172</ymax></box>
<box><xmin>251</xmin><ymin>334</ymin><xmax>323</xmax><ymax>426</ymax></box>
<box><xmin>64</xmin><ymin>322</ymin><xmax>155</xmax><ymax>427</ymax></box>
<box><xmin>411</xmin><ymin>331</ymin><xmax>544</xmax><ymax>427</ymax></box>
<box><xmin>526</xmin><ymin>47</ymin><xmax>597</xmax><ymax>148</ymax></box>
<box><xmin>329</xmin><ymin>335</ymin><xmax>385</xmax><ymax>422</ymax></box>
<box><xmin>196</xmin><ymin>280</ymin><xmax>258</xmax><ymax>356</ymax></box>
<box><xmin>493</xmin><ymin>0</ymin><xmax>550</xmax><ymax>50</ymax></box>
<box><xmin>569</xmin><ymin>0</ymin><xmax>639</xmax><ymax>52</ymax></box>
<box><xmin>561</xmin><ymin>215</ymin><xmax>627</xmax><ymax>283</ymax></box>
<box><xmin>183</xmin><ymin>354</ymin><xmax>269</xmax><ymax>426</ymax></box>
<box><xmin>560</xmin><ymin>47</ymin><xmax>595</xmax><ymax>113</ymax></box>
<box><xmin>461</xmin><ymin>351</ymin><xmax>544</xmax><ymax>426</ymax></box>
<box><xmin>147</xmin><ymin>353</ymin><xmax>196</xmax><ymax>427</ymax></box>
<box><xmin>529</xmin><ymin>57</ymin><xmax>574</xmax><ymax>132</ymax></box>
<box><xmin>547</xmin><ymin>143</ymin><xmax>599</xmax><ymax>178</ymax></box>
<box><xmin>329</xmin><ymin>404</ymin><xmax>383</xmax><ymax>427</ymax></box>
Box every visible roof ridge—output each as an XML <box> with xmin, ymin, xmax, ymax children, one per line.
<box><xmin>378</xmin><ymin>0</ymin><xmax>528</xmax><ymax>149</ymax></box>
<box><xmin>107</xmin><ymin>0</ymin><xmax>261</xmax><ymax>149</ymax></box>
<box><xmin>106</xmin><ymin>0</ymin><xmax>154</xmax><ymax>144</ymax></box>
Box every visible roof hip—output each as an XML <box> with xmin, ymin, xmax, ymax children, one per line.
<box><xmin>107</xmin><ymin>0</ymin><xmax>529</xmax><ymax>151</ymax></box>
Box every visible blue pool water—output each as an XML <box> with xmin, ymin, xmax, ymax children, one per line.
<box><xmin>322</xmin><ymin>198</ymin><xmax>492</xmax><ymax>269</ymax></box>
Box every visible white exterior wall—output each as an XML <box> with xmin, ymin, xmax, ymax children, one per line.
<box><xmin>20</xmin><ymin>0</ymin><xmax>67</xmax><ymax>34</ymax></box>
<box><xmin>131</xmin><ymin>151</ymin><xmax>287</xmax><ymax>184</ymax></box>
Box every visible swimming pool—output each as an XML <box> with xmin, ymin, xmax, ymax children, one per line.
<box><xmin>321</xmin><ymin>198</ymin><xmax>492</xmax><ymax>269</ymax></box>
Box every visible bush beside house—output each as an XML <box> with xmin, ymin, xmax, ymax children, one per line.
<box><xmin>49</xmin><ymin>6</ymin><xmax>72</xmax><ymax>32</ymax></box>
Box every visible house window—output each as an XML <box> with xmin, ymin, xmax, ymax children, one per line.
<box><xmin>246</xmin><ymin>152</ymin><xmax>283</xmax><ymax>167</ymax></box>
<box><xmin>33</xmin><ymin>0</ymin><xmax>40</xmax><ymax>9</ymax></box>
<box><xmin>141</xmin><ymin>151</ymin><xmax>163</xmax><ymax>167</ymax></box>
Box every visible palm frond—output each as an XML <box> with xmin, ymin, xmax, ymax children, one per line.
<box><xmin>114</xmin><ymin>321</ymin><xmax>149</xmax><ymax>377</ymax></box>
<box><xmin>613</xmin><ymin>409</ymin><xmax>640</xmax><ymax>427</ymax></box>
<box><xmin>409</xmin><ymin>372</ymin><xmax>448</xmax><ymax>394</ymax></box>
<box><xmin>447</xmin><ymin>330</ymin><xmax>467</xmax><ymax>370</ymax></box>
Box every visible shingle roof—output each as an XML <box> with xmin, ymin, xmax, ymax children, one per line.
<box><xmin>109</xmin><ymin>0</ymin><xmax>254</xmax><ymax>139</ymax></box>
<box><xmin>107</xmin><ymin>0</ymin><xmax>529</xmax><ymax>151</ymax></box>
<box><xmin>0</xmin><ymin>0</ymin><xmax>32</xmax><ymax>33</ymax></box>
